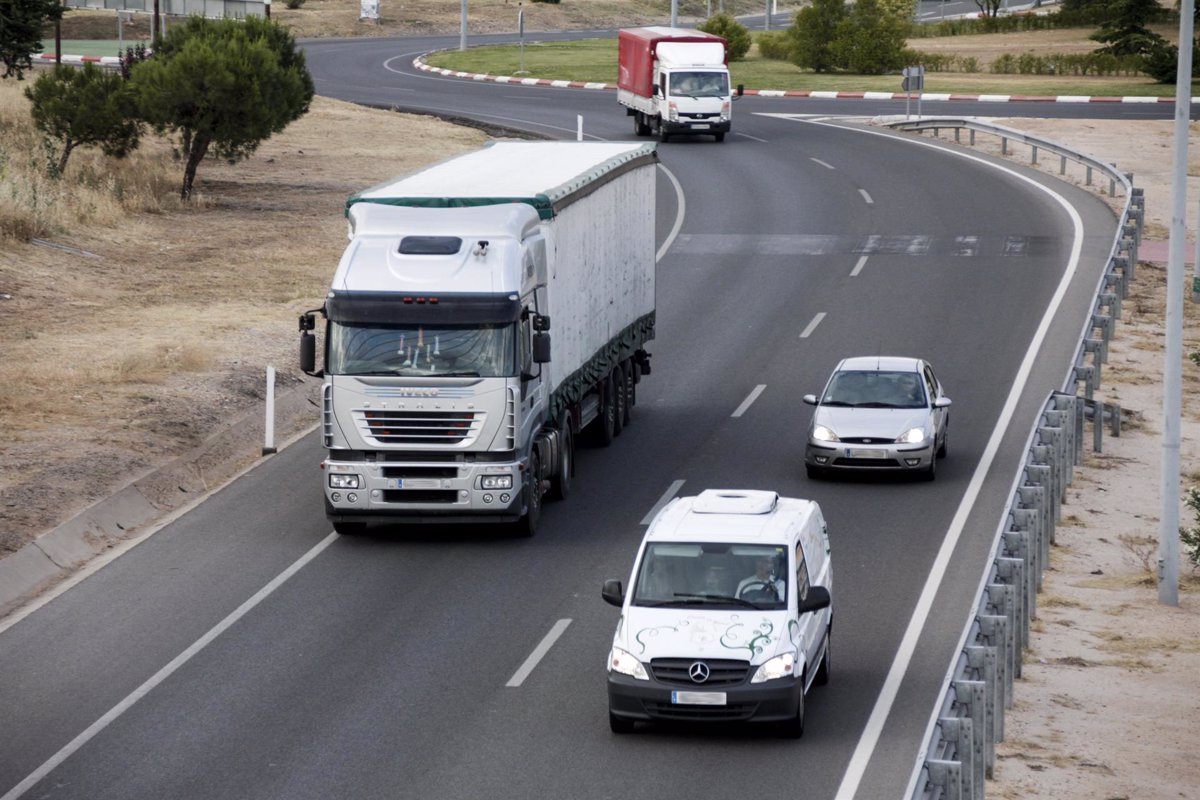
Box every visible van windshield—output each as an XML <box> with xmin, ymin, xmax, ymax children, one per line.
<box><xmin>631</xmin><ymin>543</ymin><xmax>788</xmax><ymax>610</ymax></box>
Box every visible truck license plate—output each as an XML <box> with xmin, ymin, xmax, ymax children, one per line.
<box><xmin>672</xmin><ymin>691</ymin><xmax>726</xmax><ymax>706</ymax></box>
<box><xmin>392</xmin><ymin>478</ymin><xmax>439</xmax><ymax>489</ymax></box>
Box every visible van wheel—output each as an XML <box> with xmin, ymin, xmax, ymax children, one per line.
<box><xmin>815</xmin><ymin>627</ymin><xmax>831</xmax><ymax>686</ymax></box>
<box><xmin>609</xmin><ymin>710</ymin><xmax>635</xmax><ymax>734</ymax></box>
<box><xmin>714</xmin><ymin>132</ymin><xmax>725</xmax><ymax>142</ymax></box>
<box><xmin>548</xmin><ymin>415</ymin><xmax>573</xmax><ymax>502</ymax></box>
<box><xmin>780</xmin><ymin>684</ymin><xmax>805</xmax><ymax>739</ymax></box>
<box><xmin>516</xmin><ymin>450</ymin><xmax>542</xmax><ymax>537</ymax></box>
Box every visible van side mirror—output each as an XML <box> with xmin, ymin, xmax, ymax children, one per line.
<box><xmin>533</xmin><ymin>332</ymin><xmax>551</xmax><ymax>364</ymax></box>
<box><xmin>799</xmin><ymin>585</ymin><xmax>831</xmax><ymax>615</ymax></box>
<box><xmin>735</xmin><ymin>83</ymin><xmax>744</xmax><ymax>98</ymax></box>
<box><xmin>602</xmin><ymin>579</ymin><xmax>625</xmax><ymax>607</ymax></box>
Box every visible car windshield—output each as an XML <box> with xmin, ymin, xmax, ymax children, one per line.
<box><xmin>668</xmin><ymin>71</ymin><xmax>729</xmax><ymax>97</ymax></box>
<box><xmin>327</xmin><ymin>322</ymin><xmax>516</xmax><ymax>377</ymax></box>
<box><xmin>821</xmin><ymin>370</ymin><xmax>927</xmax><ymax>409</ymax></box>
<box><xmin>631</xmin><ymin>543</ymin><xmax>788</xmax><ymax>610</ymax></box>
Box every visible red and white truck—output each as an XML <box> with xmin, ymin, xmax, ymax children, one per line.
<box><xmin>617</xmin><ymin>26</ymin><xmax>743</xmax><ymax>143</ymax></box>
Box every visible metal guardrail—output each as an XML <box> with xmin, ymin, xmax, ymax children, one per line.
<box><xmin>882</xmin><ymin>117</ymin><xmax>1144</xmax><ymax>800</ymax></box>
<box><xmin>63</xmin><ymin>0</ymin><xmax>265</xmax><ymax>18</ymax></box>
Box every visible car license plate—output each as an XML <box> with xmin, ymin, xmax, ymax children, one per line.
<box><xmin>672</xmin><ymin>691</ymin><xmax>726</xmax><ymax>706</ymax></box>
<box><xmin>392</xmin><ymin>478</ymin><xmax>438</xmax><ymax>489</ymax></box>
<box><xmin>845</xmin><ymin>449</ymin><xmax>887</xmax><ymax>459</ymax></box>
<box><xmin>691</xmin><ymin>124</ymin><xmax>710</xmax><ymax>130</ymax></box>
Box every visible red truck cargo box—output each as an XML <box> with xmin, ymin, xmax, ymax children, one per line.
<box><xmin>617</xmin><ymin>27</ymin><xmax>728</xmax><ymax>98</ymax></box>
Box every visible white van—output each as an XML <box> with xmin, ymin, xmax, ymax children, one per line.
<box><xmin>602</xmin><ymin>489</ymin><xmax>833</xmax><ymax>737</ymax></box>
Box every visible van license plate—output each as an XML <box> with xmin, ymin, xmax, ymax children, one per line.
<box><xmin>691</xmin><ymin>124</ymin><xmax>710</xmax><ymax>130</ymax></box>
<box><xmin>672</xmin><ymin>691</ymin><xmax>726</xmax><ymax>706</ymax></box>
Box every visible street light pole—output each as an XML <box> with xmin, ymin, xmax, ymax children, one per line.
<box><xmin>460</xmin><ymin>0</ymin><xmax>468</xmax><ymax>51</ymax></box>
<box><xmin>671</xmin><ymin>0</ymin><xmax>678</xmax><ymax>28</ymax></box>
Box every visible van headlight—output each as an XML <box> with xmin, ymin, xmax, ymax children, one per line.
<box><xmin>896</xmin><ymin>427</ymin><xmax>927</xmax><ymax>445</ymax></box>
<box><xmin>329</xmin><ymin>473</ymin><xmax>361</xmax><ymax>489</ymax></box>
<box><xmin>750</xmin><ymin>652</ymin><xmax>795</xmax><ymax>683</ymax></box>
<box><xmin>609</xmin><ymin>647</ymin><xmax>649</xmax><ymax>680</ymax></box>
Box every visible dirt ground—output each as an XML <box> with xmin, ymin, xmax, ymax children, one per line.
<box><xmin>4</xmin><ymin>7</ymin><xmax>1200</xmax><ymax>798</ymax></box>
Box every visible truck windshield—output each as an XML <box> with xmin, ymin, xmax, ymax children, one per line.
<box><xmin>327</xmin><ymin>322</ymin><xmax>516</xmax><ymax>377</ymax></box>
<box><xmin>668</xmin><ymin>71</ymin><xmax>729</xmax><ymax>98</ymax></box>
<box><xmin>631</xmin><ymin>543</ymin><xmax>788</xmax><ymax>610</ymax></box>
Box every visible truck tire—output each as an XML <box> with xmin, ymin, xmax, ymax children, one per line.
<box><xmin>548</xmin><ymin>414</ymin><xmax>573</xmax><ymax>502</ymax></box>
<box><xmin>326</xmin><ymin>498</ymin><xmax>366</xmax><ymax>535</ymax></box>
<box><xmin>613</xmin><ymin>367</ymin><xmax>627</xmax><ymax>437</ymax></box>
<box><xmin>657</xmin><ymin>123</ymin><xmax>670</xmax><ymax>144</ymax></box>
<box><xmin>517</xmin><ymin>450</ymin><xmax>543</xmax><ymax>537</ymax></box>
<box><xmin>634</xmin><ymin>113</ymin><xmax>650</xmax><ymax>137</ymax></box>
<box><xmin>597</xmin><ymin>373</ymin><xmax>617</xmax><ymax>447</ymax></box>
<box><xmin>620</xmin><ymin>360</ymin><xmax>633</xmax><ymax>427</ymax></box>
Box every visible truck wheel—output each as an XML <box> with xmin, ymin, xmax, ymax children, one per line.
<box><xmin>714</xmin><ymin>132</ymin><xmax>726</xmax><ymax>143</ymax></box>
<box><xmin>634</xmin><ymin>113</ymin><xmax>650</xmax><ymax>137</ymax></box>
<box><xmin>613</xmin><ymin>367</ymin><xmax>627</xmax><ymax>437</ymax></box>
<box><xmin>657</xmin><ymin>124</ymin><xmax>670</xmax><ymax>143</ymax></box>
<box><xmin>597</xmin><ymin>373</ymin><xmax>617</xmax><ymax>447</ymax></box>
<box><xmin>517</xmin><ymin>451</ymin><xmax>542</xmax><ymax>537</ymax></box>
<box><xmin>548</xmin><ymin>415</ymin><xmax>573</xmax><ymax>502</ymax></box>
<box><xmin>332</xmin><ymin>521</ymin><xmax>367</xmax><ymax>536</ymax></box>
<box><xmin>620</xmin><ymin>360</ymin><xmax>633</xmax><ymax>427</ymax></box>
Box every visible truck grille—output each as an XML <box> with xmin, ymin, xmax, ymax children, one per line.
<box><xmin>649</xmin><ymin>659</ymin><xmax>750</xmax><ymax>687</ymax></box>
<box><xmin>356</xmin><ymin>410</ymin><xmax>482</xmax><ymax>445</ymax></box>
<box><xmin>381</xmin><ymin>489</ymin><xmax>459</xmax><ymax>504</ymax></box>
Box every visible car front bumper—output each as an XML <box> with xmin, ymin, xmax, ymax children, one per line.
<box><xmin>805</xmin><ymin>440</ymin><xmax>935</xmax><ymax>471</ymax></box>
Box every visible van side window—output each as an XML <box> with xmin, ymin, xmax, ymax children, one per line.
<box><xmin>794</xmin><ymin>541</ymin><xmax>811</xmax><ymax>604</ymax></box>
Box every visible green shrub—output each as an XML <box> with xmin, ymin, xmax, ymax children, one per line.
<box><xmin>756</xmin><ymin>30</ymin><xmax>793</xmax><ymax>62</ymax></box>
<box><xmin>698</xmin><ymin>13</ymin><xmax>751</xmax><ymax>61</ymax></box>
<box><xmin>284</xmin><ymin>0</ymin><xmax>304</xmax><ymax>7</ymax></box>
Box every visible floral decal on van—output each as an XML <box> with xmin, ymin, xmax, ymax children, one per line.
<box><xmin>721</xmin><ymin>618</ymin><xmax>775</xmax><ymax>657</ymax></box>
<box><xmin>633</xmin><ymin>614</ymin><xmax>777</xmax><ymax>656</ymax></box>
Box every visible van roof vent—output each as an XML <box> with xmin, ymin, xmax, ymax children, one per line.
<box><xmin>691</xmin><ymin>489</ymin><xmax>778</xmax><ymax>516</ymax></box>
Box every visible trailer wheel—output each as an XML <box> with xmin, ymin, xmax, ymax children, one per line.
<box><xmin>597</xmin><ymin>372</ymin><xmax>617</xmax><ymax>447</ymax></box>
<box><xmin>548</xmin><ymin>413</ymin><xmax>573</xmax><ymax>502</ymax></box>
<box><xmin>620</xmin><ymin>360</ymin><xmax>634</xmax><ymax>427</ymax></box>
<box><xmin>613</xmin><ymin>367</ymin><xmax>627</xmax><ymax>437</ymax></box>
<box><xmin>517</xmin><ymin>450</ymin><xmax>542</xmax><ymax>537</ymax></box>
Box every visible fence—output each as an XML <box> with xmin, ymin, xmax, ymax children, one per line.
<box><xmin>62</xmin><ymin>0</ymin><xmax>265</xmax><ymax>18</ymax></box>
<box><xmin>881</xmin><ymin>117</ymin><xmax>1143</xmax><ymax>800</ymax></box>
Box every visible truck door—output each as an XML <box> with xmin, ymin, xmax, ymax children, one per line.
<box><xmin>519</xmin><ymin>305</ymin><xmax>545</xmax><ymax>436</ymax></box>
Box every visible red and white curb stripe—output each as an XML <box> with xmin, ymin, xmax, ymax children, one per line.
<box><xmin>413</xmin><ymin>55</ymin><xmax>1187</xmax><ymax>104</ymax></box>
<box><xmin>33</xmin><ymin>53</ymin><xmax>123</xmax><ymax>66</ymax></box>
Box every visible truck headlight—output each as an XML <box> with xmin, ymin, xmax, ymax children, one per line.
<box><xmin>750</xmin><ymin>652</ymin><xmax>795</xmax><ymax>684</ymax></box>
<box><xmin>609</xmin><ymin>647</ymin><xmax>649</xmax><ymax>680</ymax></box>
<box><xmin>329</xmin><ymin>473</ymin><xmax>361</xmax><ymax>489</ymax></box>
<box><xmin>896</xmin><ymin>427</ymin><xmax>927</xmax><ymax>445</ymax></box>
<box><xmin>481</xmin><ymin>475</ymin><xmax>513</xmax><ymax>490</ymax></box>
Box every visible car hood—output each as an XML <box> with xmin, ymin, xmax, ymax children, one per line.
<box><xmin>613</xmin><ymin>607</ymin><xmax>794</xmax><ymax>666</ymax></box>
<box><xmin>813</xmin><ymin>406</ymin><xmax>930</xmax><ymax>439</ymax></box>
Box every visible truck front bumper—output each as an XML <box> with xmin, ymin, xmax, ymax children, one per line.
<box><xmin>323</xmin><ymin>456</ymin><xmax>526</xmax><ymax>524</ymax></box>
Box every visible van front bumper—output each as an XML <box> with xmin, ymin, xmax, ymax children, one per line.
<box><xmin>664</xmin><ymin>119</ymin><xmax>731</xmax><ymax>136</ymax></box>
<box><xmin>607</xmin><ymin>672</ymin><xmax>802</xmax><ymax>725</ymax></box>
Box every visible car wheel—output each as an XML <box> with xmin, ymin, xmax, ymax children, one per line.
<box><xmin>780</xmin><ymin>682</ymin><xmax>806</xmax><ymax>739</ymax></box>
<box><xmin>806</xmin><ymin>464</ymin><xmax>825</xmax><ymax>480</ymax></box>
<box><xmin>609</xmin><ymin>710</ymin><xmax>635</xmax><ymax>734</ymax></box>
<box><xmin>815</xmin><ymin>626</ymin><xmax>831</xmax><ymax>686</ymax></box>
<box><xmin>921</xmin><ymin>452</ymin><xmax>937</xmax><ymax>482</ymax></box>
<box><xmin>937</xmin><ymin>423</ymin><xmax>948</xmax><ymax>459</ymax></box>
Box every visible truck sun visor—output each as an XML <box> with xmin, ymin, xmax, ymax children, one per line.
<box><xmin>326</xmin><ymin>291</ymin><xmax>521</xmax><ymax>325</ymax></box>
<box><xmin>398</xmin><ymin>236</ymin><xmax>463</xmax><ymax>255</ymax></box>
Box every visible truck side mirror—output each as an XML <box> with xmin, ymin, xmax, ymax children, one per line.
<box><xmin>533</xmin><ymin>331</ymin><xmax>551</xmax><ymax>364</ymax></box>
<box><xmin>299</xmin><ymin>313</ymin><xmax>320</xmax><ymax>376</ymax></box>
<box><xmin>602</xmin><ymin>579</ymin><xmax>625</xmax><ymax>607</ymax></box>
<box><xmin>735</xmin><ymin>84</ymin><xmax>744</xmax><ymax>98</ymax></box>
<box><xmin>652</xmin><ymin>82</ymin><xmax>660</xmax><ymax>97</ymax></box>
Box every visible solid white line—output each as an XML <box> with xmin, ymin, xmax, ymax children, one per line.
<box><xmin>858</xmin><ymin>189</ymin><xmax>874</xmax><ymax>205</ymax></box>
<box><xmin>810</xmin><ymin>157</ymin><xmax>835</xmax><ymax>170</ymax></box>
<box><xmin>506</xmin><ymin>618</ymin><xmax>572</xmax><ymax>687</ymax></box>
<box><xmin>731</xmin><ymin>384</ymin><xmax>767</xmax><ymax>418</ymax></box>
<box><xmin>850</xmin><ymin>256</ymin><xmax>869</xmax><ymax>277</ymax></box>
<box><xmin>641</xmin><ymin>479</ymin><xmax>686</xmax><ymax>525</ymax></box>
<box><xmin>735</xmin><ymin>131</ymin><xmax>768</xmax><ymax>143</ymax></box>
<box><xmin>1</xmin><ymin>533</ymin><xmax>340</xmax><ymax>800</ymax></box>
<box><xmin>800</xmin><ymin>313</ymin><xmax>826</xmax><ymax>338</ymax></box>
<box><xmin>794</xmin><ymin>120</ymin><xmax>1087</xmax><ymax>800</ymax></box>
<box><xmin>657</xmin><ymin>165</ymin><xmax>686</xmax><ymax>263</ymax></box>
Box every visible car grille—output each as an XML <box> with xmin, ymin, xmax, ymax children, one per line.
<box><xmin>839</xmin><ymin>437</ymin><xmax>890</xmax><ymax>444</ymax></box>
<box><xmin>357</xmin><ymin>410</ymin><xmax>481</xmax><ymax>445</ymax></box>
<box><xmin>643</xmin><ymin>701</ymin><xmax>757</xmax><ymax>721</ymax></box>
<box><xmin>649</xmin><ymin>658</ymin><xmax>750</xmax><ymax>687</ymax></box>
<box><xmin>834</xmin><ymin>457</ymin><xmax>902</xmax><ymax>468</ymax></box>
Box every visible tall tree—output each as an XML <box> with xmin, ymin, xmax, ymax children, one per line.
<box><xmin>0</xmin><ymin>0</ymin><xmax>66</xmax><ymax>79</ymax></box>
<box><xmin>790</xmin><ymin>0</ymin><xmax>848</xmax><ymax>73</ymax></box>
<box><xmin>130</xmin><ymin>16</ymin><xmax>313</xmax><ymax>200</ymax></box>
<box><xmin>24</xmin><ymin>63</ymin><xmax>141</xmax><ymax>175</ymax></box>
<box><xmin>971</xmin><ymin>0</ymin><xmax>1006</xmax><ymax>19</ymax></box>
<box><xmin>832</xmin><ymin>0</ymin><xmax>909</xmax><ymax>75</ymax></box>
<box><xmin>1091</xmin><ymin>0</ymin><xmax>1169</xmax><ymax>55</ymax></box>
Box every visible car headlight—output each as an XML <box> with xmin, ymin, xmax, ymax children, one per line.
<box><xmin>329</xmin><ymin>473</ymin><xmax>361</xmax><ymax>489</ymax></box>
<box><xmin>896</xmin><ymin>427</ymin><xmax>927</xmax><ymax>445</ymax></box>
<box><xmin>812</xmin><ymin>425</ymin><xmax>839</xmax><ymax>443</ymax></box>
<box><xmin>481</xmin><ymin>475</ymin><xmax>513</xmax><ymax>490</ymax></box>
<box><xmin>608</xmin><ymin>647</ymin><xmax>649</xmax><ymax>681</ymax></box>
<box><xmin>750</xmin><ymin>652</ymin><xmax>795</xmax><ymax>684</ymax></box>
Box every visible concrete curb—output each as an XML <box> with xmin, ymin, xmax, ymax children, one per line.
<box><xmin>0</xmin><ymin>379</ymin><xmax>321</xmax><ymax>619</ymax></box>
<box><xmin>411</xmin><ymin>55</ymin><xmax>1193</xmax><ymax>105</ymax></box>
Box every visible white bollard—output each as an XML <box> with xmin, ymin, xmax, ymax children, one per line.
<box><xmin>263</xmin><ymin>365</ymin><xmax>277</xmax><ymax>455</ymax></box>
<box><xmin>577</xmin><ymin>115</ymin><xmax>583</xmax><ymax>141</ymax></box>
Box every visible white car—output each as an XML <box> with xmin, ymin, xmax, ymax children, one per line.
<box><xmin>803</xmin><ymin>356</ymin><xmax>951</xmax><ymax>481</ymax></box>
<box><xmin>602</xmin><ymin>489</ymin><xmax>832</xmax><ymax>737</ymax></box>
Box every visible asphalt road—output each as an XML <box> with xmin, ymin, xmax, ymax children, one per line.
<box><xmin>0</xmin><ymin>31</ymin><xmax>1133</xmax><ymax>800</ymax></box>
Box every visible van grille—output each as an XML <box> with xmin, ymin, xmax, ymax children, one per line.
<box><xmin>649</xmin><ymin>659</ymin><xmax>750</xmax><ymax>687</ymax></box>
<box><xmin>356</xmin><ymin>409</ymin><xmax>482</xmax><ymax>445</ymax></box>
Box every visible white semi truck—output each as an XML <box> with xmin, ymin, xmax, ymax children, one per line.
<box><xmin>299</xmin><ymin>141</ymin><xmax>658</xmax><ymax>535</ymax></box>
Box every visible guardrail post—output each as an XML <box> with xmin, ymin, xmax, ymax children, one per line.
<box><xmin>1082</xmin><ymin>339</ymin><xmax>1103</xmax><ymax>386</ymax></box>
<box><xmin>1085</xmin><ymin>164</ymin><xmax>1093</xmax><ymax>185</ymax></box>
<box><xmin>965</xmin><ymin>646</ymin><xmax>999</xmax><ymax>777</ymax></box>
<box><xmin>1092</xmin><ymin>399</ymin><xmax>1105</xmax><ymax>453</ymax></box>
<box><xmin>1074</xmin><ymin>362</ymin><xmax>1095</xmax><ymax>400</ymax></box>
<box><xmin>1120</xmin><ymin>231</ymin><xmax>1138</xmax><ymax>281</ymax></box>
<box><xmin>936</xmin><ymin>720</ymin><xmax>973</xmax><ymax>799</ymax></box>
<box><xmin>954</xmin><ymin>680</ymin><xmax>987</xmax><ymax>798</ymax></box>
<box><xmin>980</xmin><ymin>610</ymin><xmax>1012</xmax><ymax>717</ymax></box>
<box><xmin>1001</xmin><ymin>135</ymin><xmax>1008</xmax><ymax>155</ymax></box>
<box><xmin>1003</xmin><ymin>527</ymin><xmax>1036</xmax><ymax>621</ymax></box>
<box><xmin>1100</xmin><ymin>289</ymin><xmax>1121</xmax><ymax>331</ymax></box>
<box><xmin>926</xmin><ymin>759</ymin><xmax>964</xmax><ymax>800</ymax></box>
<box><xmin>1074</xmin><ymin>394</ymin><xmax>1085</xmax><ymax>464</ymax></box>
<box><xmin>1031</xmin><ymin>144</ymin><xmax>1038</xmax><ymax>165</ymax></box>
<box><xmin>1109</xmin><ymin>400</ymin><xmax>1122</xmax><ymax>437</ymax></box>
<box><xmin>995</xmin><ymin>557</ymin><xmax>1028</xmax><ymax>668</ymax></box>
<box><xmin>1048</xmin><ymin>397</ymin><xmax>1077</xmax><ymax>483</ymax></box>
<box><xmin>970</xmin><ymin>129</ymin><xmax>976</xmax><ymax>146</ymax></box>
<box><xmin>1059</xmin><ymin>154</ymin><xmax>1067</xmax><ymax>175</ymax></box>
<box><xmin>1109</xmin><ymin>255</ymin><xmax>1130</xmax><ymax>299</ymax></box>
<box><xmin>1090</xmin><ymin>313</ymin><xmax>1112</xmax><ymax>357</ymax></box>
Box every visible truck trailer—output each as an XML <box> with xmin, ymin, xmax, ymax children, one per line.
<box><xmin>617</xmin><ymin>26</ymin><xmax>743</xmax><ymax>143</ymax></box>
<box><xmin>300</xmin><ymin>141</ymin><xmax>659</xmax><ymax>536</ymax></box>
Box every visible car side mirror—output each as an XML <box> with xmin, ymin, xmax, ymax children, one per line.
<box><xmin>802</xmin><ymin>394</ymin><xmax>818</xmax><ymax>406</ymax></box>
<box><xmin>934</xmin><ymin>397</ymin><xmax>952</xmax><ymax>408</ymax></box>
<box><xmin>602</xmin><ymin>579</ymin><xmax>625</xmax><ymax>607</ymax></box>
<box><xmin>799</xmin><ymin>585</ymin><xmax>831</xmax><ymax>615</ymax></box>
